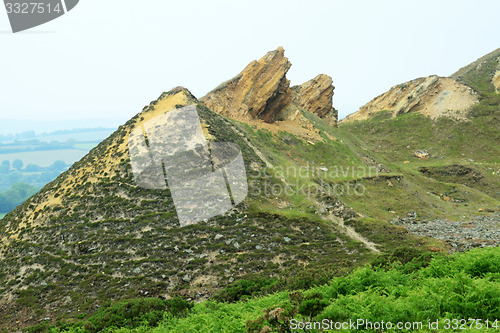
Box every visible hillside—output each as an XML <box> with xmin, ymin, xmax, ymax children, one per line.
<box><xmin>342</xmin><ymin>48</ymin><xmax>500</xmax><ymax>123</ymax></box>
<box><xmin>342</xmin><ymin>75</ymin><xmax>478</xmax><ymax>122</ymax></box>
<box><xmin>0</xmin><ymin>48</ymin><xmax>499</xmax><ymax>331</ymax></box>
<box><xmin>28</xmin><ymin>246</ymin><xmax>500</xmax><ymax>333</ymax></box>
<box><xmin>337</xmin><ymin>49</ymin><xmax>500</xmax><ymax>253</ymax></box>
<box><xmin>451</xmin><ymin>48</ymin><xmax>500</xmax><ymax>86</ymax></box>
<box><xmin>0</xmin><ymin>88</ymin><xmax>435</xmax><ymax>330</ymax></box>
<box><xmin>339</xmin><ymin>48</ymin><xmax>500</xmax><ymax>165</ymax></box>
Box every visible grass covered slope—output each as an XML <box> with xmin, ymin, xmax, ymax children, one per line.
<box><xmin>335</xmin><ymin>107</ymin><xmax>499</xmax><ymax>250</ymax></box>
<box><xmin>219</xmin><ymin>108</ymin><xmax>446</xmax><ymax>254</ymax></box>
<box><xmin>28</xmin><ymin>246</ymin><xmax>500</xmax><ymax>332</ymax></box>
<box><xmin>2</xmin><ymin>48</ymin><xmax>499</xmax><ymax>331</ymax></box>
<box><xmin>2</xmin><ymin>88</ymin><xmax>417</xmax><ymax>330</ymax></box>
<box><xmin>0</xmin><ymin>88</ymin><xmax>445</xmax><ymax>330</ymax></box>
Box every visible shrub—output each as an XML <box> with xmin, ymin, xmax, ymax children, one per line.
<box><xmin>298</xmin><ymin>293</ymin><xmax>329</xmax><ymax>319</ymax></box>
<box><xmin>213</xmin><ymin>276</ymin><xmax>277</xmax><ymax>303</ymax></box>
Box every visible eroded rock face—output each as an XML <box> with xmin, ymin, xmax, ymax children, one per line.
<box><xmin>202</xmin><ymin>47</ymin><xmax>338</xmax><ymax>126</ymax></box>
<box><xmin>342</xmin><ymin>75</ymin><xmax>479</xmax><ymax>123</ymax></box>
<box><xmin>201</xmin><ymin>47</ymin><xmax>292</xmax><ymax>123</ymax></box>
<box><xmin>292</xmin><ymin>74</ymin><xmax>338</xmax><ymax>125</ymax></box>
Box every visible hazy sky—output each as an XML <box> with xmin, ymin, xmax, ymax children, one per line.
<box><xmin>1</xmin><ymin>0</ymin><xmax>499</xmax><ymax>132</ymax></box>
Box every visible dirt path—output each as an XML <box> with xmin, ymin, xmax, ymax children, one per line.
<box><xmin>224</xmin><ymin>117</ymin><xmax>380</xmax><ymax>253</ymax></box>
<box><xmin>324</xmin><ymin>210</ymin><xmax>380</xmax><ymax>253</ymax></box>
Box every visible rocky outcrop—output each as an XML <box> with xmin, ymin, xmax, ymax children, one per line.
<box><xmin>493</xmin><ymin>65</ymin><xmax>500</xmax><ymax>93</ymax></box>
<box><xmin>292</xmin><ymin>74</ymin><xmax>338</xmax><ymax>126</ymax></box>
<box><xmin>201</xmin><ymin>47</ymin><xmax>292</xmax><ymax>123</ymax></box>
<box><xmin>202</xmin><ymin>47</ymin><xmax>338</xmax><ymax>126</ymax></box>
<box><xmin>341</xmin><ymin>75</ymin><xmax>479</xmax><ymax>123</ymax></box>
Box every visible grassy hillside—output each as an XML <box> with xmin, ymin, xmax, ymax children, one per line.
<box><xmin>28</xmin><ymin>246</ymin><xmax>500</xmax><ymax>332</ymax></box>
<box><xmin>224</xmin><ymin>108</ymin><xmax>448</xmax><ymax>254</ymax></box>
<box><xmin>2</xmin><ymin>48</ymin><xmax>499</xmax><ymax>331</ymax></box>
<box><xmin>338</xmin><ymin>111</ymin><xmax>499</xmax><ymax>164</ymax></box>
<box><xmin>1</xmin><ymin>95</ymin><xmax>497</xmax><ymax>330</ymax></box>
<box><xmin>336</xmin><ymin>103</ymin><xmax>499</xmax><ymax>208</ymax></box>
<box><xmin>0</xmin><ymin>89</ymin><xmax>445</xmax><ymax>331</ymax></box>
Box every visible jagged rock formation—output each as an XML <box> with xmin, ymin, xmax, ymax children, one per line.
<box><xmin>201</xmin><ymin>47</ymin><xmax>292</xmax><ymax>123</ymax></box>
<box><xmin>202</xmin><ymin>47</ymin><xmax>337</xmax><ymax>126</ymax></box>
<box><xmin>292</xmin><ymin>74</ymin><xmax>338</xmax><ymax>126</ymax></box>
<box><xmin>342</xmin><ymin>75</ymin><xmax>479</xmax><ymax>123</ymax></box>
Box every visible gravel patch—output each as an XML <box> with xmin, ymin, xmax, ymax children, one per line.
<box><xmin>390</xmin><ymin>212</ymin><xmax>500</xmax><ymax>252</ymax></box>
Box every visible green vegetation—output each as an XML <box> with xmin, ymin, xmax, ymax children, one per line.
<box><xmin>338</xmin><ymin>112</ymin><xmax>500</xmax><ymax>164</ymax></box>
<box><xmin>0</xmin><ymin>159</ymin><xmax>67</xmax><ymax>191</ymax></box>
<box><xmin>0</xmin><ymin>182</ymin><xmax>39</xmax><ymax>214</ymax></box>
<box><xmin>333</xmin><ymin>104</ymin><xmax>500</xmax><ymax>223</ymax></box>
<box><xmin>0</xmin><ymin>160</ymin><xmax>66</xmax><ymax>215</ymax></box>
<box><xmin>27</xmin><ymin>297</ymin><xmax>193</xmax><ymax>333</ymax></box>
<box><xmin>452</xmin><ymin>48</ymin><xmax>500</xmax><ymax>119</ymax></box>
<box><xmin>27</xmin><ymin>246</ymin><xmax>500</xmax><ymax>332</ymax></box>
<box><xmin>233</xmin><ymin>106</ymin><xmax>498</xmax><ymax>250</ymax></box>
<box><xmin>1</xmin><ymin>79</ymin><xmax>498</xmax><ymax>331</ymax></box>
<box><xmin>3</xmin><ymin>99</ymin><xmax>404</xmax><ymax>330</ymax></box>
<box><xmin>338</xmin><ymin>48</ymin><xmax>500</xmax><ymax>168</ymax></box>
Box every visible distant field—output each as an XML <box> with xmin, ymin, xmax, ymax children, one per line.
<box><xmin>0</xmin><ymin>149</ymin><xmax>89</xmax><ymax>167</ymax></box>
<box><xmin>0</xmin><ymin>128</ymin><xmax>111</xmax><ymax>217</ymax></box>
<box><xmin>35</xmin><ymin>129</ymin><xmax>113</xmax><ymax>143</ymax></box>
<box><xmin>73</xmin><ymin>143</ymin><xmax>99</xmax><ymax>150</ymax></box>
<box><xmin>0</xmin><ymin>129</ymin><xmax>115</xmax><ymax>143</ymax></box>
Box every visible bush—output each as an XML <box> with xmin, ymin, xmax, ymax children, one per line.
<box><xmin>213</xmin><ymin>276</ymin><xmax>277</xmax><ymax>303</ymax></box>
<box><xmin>298</xmin><ymin>293</ymin><xmax>329</xmax><ymax>318</ymax></box>
<box><xmin>85</xmin><ymin>298</ymin><xmax>167</xmax><ymax>332</ymax></box>
<box><xmin>165</xmin><ymin>296</ymin><xmax>194</xmax><ymax>318</ymax></box>
<box><xmin>27</xmin><ymin>297</ymin><xmax>194</xmax><ymax>333</ymax></box>
<box><xmin>371</xmin><ymin>246</ymin><xmax>437</xmax><ymax>273</ymax></box>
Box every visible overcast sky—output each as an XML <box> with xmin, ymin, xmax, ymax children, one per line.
<box><xmin>1</xmin><ymin>0</ymin><xmax>499</xmax><ymax>133</ymax></box>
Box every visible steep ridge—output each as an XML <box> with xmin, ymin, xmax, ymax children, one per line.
<box><xmin>451</xmin><ymin>48</ymin><xmax>500</xmax><ymax>85</ymax></box>
<box><xmin>451</xmin><ymin>47</ymin><xmax>500</xmax><ymax>99</ymax></box>
<box><xmin>201</xmin><ymin>47</ymin><xmax>292</xmax><ymax>123</ymax></box>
